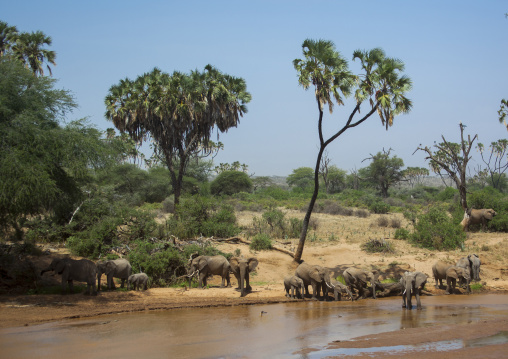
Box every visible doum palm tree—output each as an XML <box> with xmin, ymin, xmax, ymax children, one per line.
<box><xmin>12</xmin><ymin>30</ymin><xmax>56</xmax><ymax>76</ymax></box>
<box><xmin>292</xmin><ymin>39</ymin><xmax>412</xmax><ymax>262</ymax></box>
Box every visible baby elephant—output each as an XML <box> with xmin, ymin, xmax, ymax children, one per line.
<box><xmin>284</xmin><ymin>275</ymin><xmax>305</xmax><ymax>299</ymax></box>
<box><xmin>128</xmin><ymin>273</ymin><xmax>149</xmax><ymax>291</ymax></box>
<box><xmin>328</xmin><ymin>278</ymin><xmax>354</xmax><ymax>301</ymax></box>
<box><xmin>446</xmin><ymin>266</ymin><xmax>471</xmax><ymax>294</ymax></box>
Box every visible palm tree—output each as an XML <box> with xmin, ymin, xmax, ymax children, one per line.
<box><xmin>105</xmin><ymin>65</ymin><xmax>251</xmax><ymax>205</ymax></box>
<box><xmin>292</xmin><ymin>40</ymin><xmax>412</xmax><ymax>263</ymax></box>
<box><xmin>0</xmin><ymin>21</ymin><xmax>18</xmax><ymax>56</ymax></box>
<box><xmin>12</xmin><ymin>31</ymin><xmax>56</xmax><ymax>76</ymax></box>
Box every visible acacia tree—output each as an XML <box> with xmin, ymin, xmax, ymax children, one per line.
<box><xmin>415</xmin><ymin>123</ymin><xmax>477</xmax><ymax>210</ymax></box>
<box><xmin>402</xmin><ymin>166</ymin><xmax>430</xmax><ymax>188</ymax></box>
<box><xmin>292</xmin><ymin>39</ymin><xmax>412</xmax><ymax>262</ymax></box>
<box><xmin>361</xmin><ymin>148</ymin><xmax>404</xmax><ymax>197</ymax></box>
<box><xmin>105</xmin><ymin>65</ymin><xmax>251</xmax><ymax>205</ymax></box>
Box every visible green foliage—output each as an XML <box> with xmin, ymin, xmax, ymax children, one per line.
<box><xmin>468</xmin><ymin>187</ymin><xmax>508</xmax><ymax>232</ymax></box>
<box><xmin>394</xmin><ymin>228</ymin><xmax>410</xmax><ymax>240</ymax></box>
<box><xmin>249</xmin><ymin>208</ymin><xmax>303</xmax><ymax>239</ymax></box>
<box><xmin>410</xmin><ymin>206</ymin><xmax>466</xmax><ymax>250</ymax></box>
<box><xmin>369</xmin><ymin>201</ymin><xmax>391</xmax><ymax>214</ymax></box>
<box><xmin>167</xmin><ymin>196</ymin><xmax>240</xmax><ymax>238</ymax></box>
<box><xmin>436</xmin><ymin>187</ymin><xmax>459</xmax><ymax>201</ymax></box>
<box><xmin>361</xmin><ymin>150</ymin><xmax>405</xmax><ymax>197</ymax></box>
<box><xmin>210</xmin><ymin>171</ymin><xmax>253</xmax><ymax>196</ymax></box>
<box><xmin>287</xmin><ymin>167</ymin><xmax>314</xmax><ymax>191</ymax></box>
<box><xmin>249</xmin><ymin>233</ymin><xmax>272</xmax><ymax>251</ymax></box>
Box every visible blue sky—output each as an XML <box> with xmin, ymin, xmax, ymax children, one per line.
<box><xmin>4</xmin><ymin>1</ymin><xmax>507</xmax><ymax>176</ymax></box>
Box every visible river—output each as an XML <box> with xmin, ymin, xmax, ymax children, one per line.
<box><xmin>1</xmin><ymin>294</ymin><xmax>507</xmax><ymax>358</ymax></box>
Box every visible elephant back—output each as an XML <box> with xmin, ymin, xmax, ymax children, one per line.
<box><xmin>111</xmin><ymin>258</ymin><xmax>132</xmax><ymax>279</ymax></box>
<box><xmin>69</xmin><ymin>259</ymin><xmax>97</xmax><ymax>283</ymax></box>
<box><xmin>295</xmin><ymin>262</ymin><xmax>313</xmax><ymax>286</ymax></box>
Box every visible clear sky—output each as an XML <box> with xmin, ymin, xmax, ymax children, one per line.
<box><xmin>4</xmin><ymin>1</ymin><xmax>507</xmax><ymax>177</ymax></box>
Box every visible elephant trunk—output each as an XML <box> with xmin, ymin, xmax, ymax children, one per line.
<box><xmin>405</xmin><ymin>282</ymin><xmax>413</xmax><ymax>308</ymax></box>
<box><xmin>346</xmin><ymin>287</ymin><xmax>354</xmax><ymax>301</ymax></box>
<box><xmin>301</xmin><ymin>283</ymin><xmax>305</xmax><ymax>300</ymax></box>
<box><xmin>473</xmin><ymin>266</ymin><xmax>480</xmax><ymax>282</ymax></box>
<box><xmin>239</xmin><ymin>266</ymin><xmax>246</xmax><ymax>297</ymax></box>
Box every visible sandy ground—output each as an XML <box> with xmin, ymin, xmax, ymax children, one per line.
<box><xmin>1</xmin><ymin>209</ymin><xmax>507</xmax><ymax>357</ymax></box>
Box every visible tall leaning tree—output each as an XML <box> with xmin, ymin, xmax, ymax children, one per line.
<box><xmin>105</xmin><ymin>65</ymin><xmax>251</xmax><ymax>206</ymax></box>
<box><xmin>293</xmin><ymin>39</ymin><xmax>412</xmax><ymax>262</ymax></box>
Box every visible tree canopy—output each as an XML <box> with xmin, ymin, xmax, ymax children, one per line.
<box><xmin>105</xmin><ymin>65</ymin><xmax>251</xmax><ymax>205</ymax></box>
<box><xmin>361</xmin><ymin>149</ymin><xmax>404</xmax><ymax>197</ymax></box>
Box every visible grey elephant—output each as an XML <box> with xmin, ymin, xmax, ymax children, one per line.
<box><xmin>446</xmin><ymin>266</ymin><xmax>471</xmax><ymax>294</ymax></box>
<box><xmin>328</xmin><ymin>278</ymin><xmax>353</xmax><ymax>301</ymax></box>
<box><xmin>230</xmin><ymin>257</ymin><xmax>258</xmax><ymax>297</ymax></box>
<box><xmin>187</xmin><ymin>254</ymin><xmax>231</xmax><ymax>288</ymax></box>
<box><xmin>284</xmin><ymin>275</ymin><xmax>305</xmax><ymax>299</ymax></box>
<box><xmin>295</xmin><ymin>262</ymin><xmax>332</xmax><ymax>301</ymax></box>
<box><xmin>128</xmin><ymin>273</ymin><xmax>148</xmax><ymax>291</ymax></box>
<box><xmin>461</xmin><ymin>208</ymin><xmax>497</xmax><ymax>231</ymax></box>
<box><xmin>96</xmin><ymin>258</ymin><xmax>132</xmax><ymax>291</ymax></box>
<box><xmin>431</xmin><ymin>261</ymin><xmax>452</xmax><ymax>289</ymax></box>
<box><xmin>400</xmin><ymin>271</ymin><xmax>427</xmax><ymax>310</ymax></box>
<box><xmin>343</xmin><ymin>267</ymin><xmax>379</xmax><ymax>300</ymax></box>
<box><xmin>456</xmin><ymin>254</ymin><xmax>481</xmax><ymax>285</ymax></box>
<box><xmin>41</xmin><ymin>257</ymin><xmax>97</xmax><ymax>295</ymax></box>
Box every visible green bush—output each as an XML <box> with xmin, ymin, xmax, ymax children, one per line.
<box><xmin>210</xmin><ymin>171</ymin><xmax>253</xmax><ymax>196</ymax></box>
<box><xmin>436</xmin><ymin>187</ymin><xmax>458</xmax><ymax>201</ymax></box>
<box><xmin>410</xmin><ymin>206</ymin><xmax>466</xmax><ymax>250</ymax></box>
<box><xmin>167</xmin><ymin>196</ymin><xmax>240</xmax><ymax>238</ymax></box>
<box><xmin>361</xmin><ymin>238</ymin><xmax>394</xmax><ymax>253</ymax></box>
<box><xmin>249</xmin><ymin>233</ymin><xmax>272</xmax><ymax>250</ymax></box>
<box><xmin>394</xmin><ymin>228</ymin><xmax>410</xmax><ymax>240</ymax></box>
<box><xmin>369</xmin><ymin>201</ymin><xmax>390</xmax><ymax>214</ymax></box>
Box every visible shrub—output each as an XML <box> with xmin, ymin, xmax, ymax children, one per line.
<box><xmin>210</xmin><ymin>171</ymin><xmax>253</xmax><ymax>196</ymax></box>
<box><xmin>361</xmin><ymin>238</ymin><xmax>394</xmax><ymax>253</ymax></box>
<box><xmin>377</xmin><ymin>216</ymin><xmax>389</xmax><ymax>227</ymax></box>
<box><xmin>355</xmin><ymin>209</ymin><xmax>370</xmax><ymax>218</ymax></box>
<box><xmin>369</xmin><ymin>201</ymin><xmax>390</xmax><ymax>214</ymax></box>
<box><xmin>394</xmin><ymin>228</ymin><xmax>410</xmax><ymax>240</ymax></box>
<box><xmin>390</xmin><ymin>218</ymin><xmax>402</xmax><ymax>228</ymax></box>
<box><xmin>161</xmin><ymin>197</ymin><xmax>175</xmax><ymax>213</ymax></box>
<box><xmin>249</xmin><ymin>233</ymin><xmax>272</xmax><ymax>250</ymax></box>
<box><xmin>410</xmin><ymin>206</ymin><xmax>466</xmax><ymax>250</ymax></box>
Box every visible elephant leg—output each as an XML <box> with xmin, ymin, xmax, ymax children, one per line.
<box><xmin>416</xmin><ymin>290</ymin><xmax>422</xmax><ymax>310</ymax></box>
<box><xmin>310</xmin><ymin>282</ymin><xmax>318</xmax><ymax>300</ymax></box>
<box><xmin>68</xmin><ymin>280</ymin><xmax>74</xmax><ymax>294</ymax></box>
<box><xmin>304</xmin><ymin>285</ymin><xmax>310</xmax><ymax>296</ymax></box>
<box><xmin>120</xmin><ymin>279</ymin><xmax>125</xmax><ymax>288</ymax></box>
<box><xmin>245</xmin><ymin>272</ymin><xmax>252</xmax><ymax>292</ymax></box>
<box><xmin>198</xmin><ymin>273</ymin><xmax>206</xmax><ymax>288</ymax></box>
<box><xmin>402</xmin><ymin>292</ymin><xmax>407</xmax><ymax>308</ymax></box>
<box><xmin>290</xmin><ymin>286</ymin><xmax>295</xmax><ymax>299</ymax></box>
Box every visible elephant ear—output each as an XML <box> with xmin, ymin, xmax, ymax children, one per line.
<box><xmin>197</xmin><ymin>257</ymin><xmax>208</xmax><ymax>271</ymax></box>
<box><xmin>247</xmin><ymin>258</ymin><xmax>258</xmax><ymax>272</ymax></box>
<box><xmin>447</xmin><ymin>267</ymin><xmax>459</xmax><ymax>279</ymax></box>
<box><xmin>415</xmin><ymin>272</ymin><xmax>427</xmax><ymax>288</ymax></box>
<box><xmin>229</xmin><ymin>257</ymin><xmax>240</xmax><ymax>273</ymax></box>
<box><xmin>105</xmin><ymin>261</ymin><xmax>117</xmax><ymax>275</ymax></box>
<box><xmin>309</xmin><ymin>267</ymin><xmax>321</xmax><ymax>282</ymax></box>
<box><xmin>54</xmin><ymin>260</ymin><xmax>67</xmax><ymax>274</ymax></box>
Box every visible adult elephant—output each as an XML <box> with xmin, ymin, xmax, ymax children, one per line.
<box><xmin>400</xmin><ymin>271</ymin><xmax>427</xmax><ymax>310</ymax></box>
<box><xmin>230</xmin><ymin>257</ymin><xmax>258</xmax><ymax>297</ymax></box>
<box><xmin>295</xmin><ymin>262</ymin><xmax>332</xmax><ymax>301</ymax></box>
<box><xmin>96</xmin><ymin>258</ymin><xmax>132</xmax><ymax>291</ymax></box>
<box><xmin>461</xmin><ymin>208</ymin><xmax>497</xmax><ymax>231</ymax></box>
<box><xmin>446</xmin><ymin>266</ymin><xmax>471</xmax><ymax>294</ymax></box>
<box><xmin>431</xmin><ymin>261</ymin><xmax>452</xmax><ymax>289</ymax></box>
<box><xmin>343</xmin><ymin>267</ymin><xmax>379</xmax><ymax>300</ymax></box>
<box><xmin>41</xmin><ymin>257</ymin><xmax>97</xmax><ymax>295</ymax></box>
<box><xmin>456</xmin><ymin>254</ymin><xmax>481</xmax><ymax>283</ymax></box>
<box><xmin>187</xmin><ymin>254</ymin><xmax>231</xmax><ymax>288</ymax></box>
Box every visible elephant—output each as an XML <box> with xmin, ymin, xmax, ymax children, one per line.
<box><xmin>96</xmin><ymin>258</ymin><xmax>132</xmax><ymax>291</ymax></box>
<box><xmin>41</xmin><ymin>257</ymin><xmax>97</xmax><ymax>295</ymax></box>
<box><xmin>128</xmin><ymin>273</ymin><xmax>148</xmax><ymax>291</ymax></box>
<box><xmin>461</xmin><ymin>208</ymin><xmax>497</xmax><ymax>231</ymax></box>
<box><xmin>400</xmin><ymin>271</ymin><xmax>427</xmax><ymax>310</ymax></box>
<box><xmin>295</xmin><ymin>262</ymin><xmax>332</xmax><ymax>301</ymax></box>
<box><xmin>229</xmin><ymin>256</ymin><xmax>258</xmax><ymax>297</ymax></box>
<box><xmin>343</xmin><ymin>267</ymin><xmax>379</xmax><ymax>300</ymax></box>
<box><xmin>456</xmin><ymin>254</ymin><xmax>481</xmax><ymax>284</ymax></box>
<box><xmin>284</xmin><ymin>275</ymin><xmax>305</xmax><ymax>299</ymax></box>
<box><xmin>431</xmin><ymin>261</ymin><xmax>452</xmax><ymax>289</ymax></box>
<box><xmin>328</xmin><ymin>278</ymin><xmax>353</xmax><ymax>301</ymax></box>
<box><xmin>187</xmin><ymin>254</ymin><xmax>231</xmax><ymax>288</ymax></box>
<box><xmin>446</xmin><ymin>266</ymin><xmax>471</xmax><ymax>294</ymax></box>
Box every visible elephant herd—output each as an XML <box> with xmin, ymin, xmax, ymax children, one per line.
<box><xmin>284</xmin><ymin>253</ymin><xmax>482</xmax><ymax>310</ymax></box>
<box><xmin>40</xmin><ymin>252</ymin><xmax>482</xmax><ymax>310</ymax></box>
<box><xmin>40</xmin><ymin>257</ymin><xmax>148</xmax><ymax>295</ymax></box>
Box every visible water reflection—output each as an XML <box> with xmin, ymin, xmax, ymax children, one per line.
<box><xmin>0</xmin><ymin>294</ymin><xmax>507</xmax><ymax>359</ymax></box>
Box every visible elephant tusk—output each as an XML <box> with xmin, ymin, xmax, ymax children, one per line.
<box><xmin>403</xmin><ymin>289</ymin><xmax>406</xmax><ymax>295</ymax></box>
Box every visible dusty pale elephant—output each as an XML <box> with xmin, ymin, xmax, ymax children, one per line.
<box><xmin>230</xmin><ymin>257</ymin><xmax>258</xmax><ymax>297</ymax></box>
<box><xmin>284</xmin><ymin>275</ymin><xmax>305</xmax><ymax>300</ymax></box>
<box><xmin>343</xmin><ymin>267</ymin><xmax>379</xmax><ymax>300</ymax></box>
<box><xmin>446</xmin><ymin>266</ymin><xmax>471</xmax><ymax>294</ymax></box>
<box><xmin>431</xmin><ymin>261</ymin><xmax>452</xmax><ymax>289</ymax></box>
<box><xmin>128</xmin><ymin>273</ymin><xmax>148</xmax><ymax>291</ymax></box>
<box><xmin>328</xmin><ymin>278</ymin><xmax>353</xmax><ymax>301</ymax></box>
<box><xmin>41</xmin><ymin>257</ymin><xmax>97</xmax><ymax>295</ymax></box>
<box><xmin>96</xmin><ymin>258</ymin><xmax>132</xmax><ymax>291</ymax></box>
<box><xmin>187</xmin><ymin>254</ymin><xmax>231</xmax><ymax>288</ymax></box>
<box><xmin>456</xmin><ymin>254</ymin><xmax>481</xmax><ymax>284</ymax></box>
<box><xmin>461</xmin><ymin>208</ymin><xmax>497</xmax><ymax>231</ymax></box>
<box><xmin>295</xmin><ymin>262</ymin><xmax>332</xmax><ymax>301</ymax></box>
<box><xmin>400</xmin><ymin>271</ymin><xmax>427</xmax><ymax>310</ymax></box>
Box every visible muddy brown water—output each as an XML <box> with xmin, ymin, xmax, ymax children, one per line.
<box><xmin>1</xmin><ymin>294</ymin><xmax>507</xmax><ymax>358</ymax></box>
